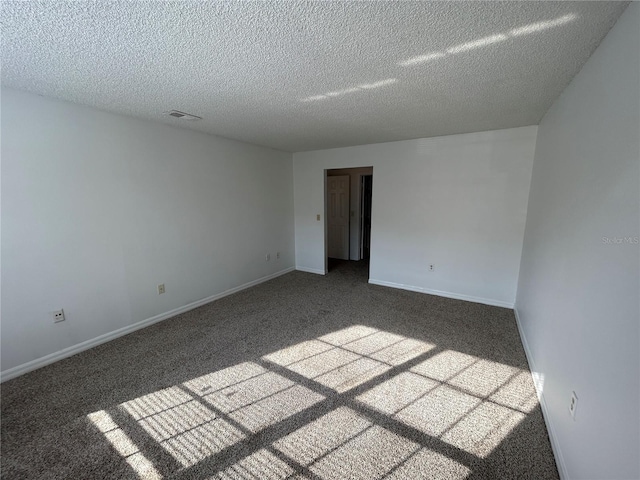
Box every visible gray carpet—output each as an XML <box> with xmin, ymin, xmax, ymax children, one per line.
<box><xmin>1</xmin><ymin>261</ymin><xmax>559</xmax><ymax>480</ymax></box>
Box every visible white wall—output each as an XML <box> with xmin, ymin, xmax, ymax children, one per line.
<box><xmin>1</xmin><ymin>88</ymin><xmax>294</xmax><ymax>377</ymax></box>
<box><xmin>294</xmin><ymin>126</ymin><xmax>537</xmax><ymax>307</ymax></box>
<box><xmin>515</xmin><ymin>4</ymin><xmax>639</xmax><ymax>480</ymax></box>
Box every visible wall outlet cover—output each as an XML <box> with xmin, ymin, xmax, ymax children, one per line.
<box><xmin>52</xmin><ymin>309</ymin><xmax>65</xmax><ymax>323</ymax></box>
<box><xmin>569</xmin><ymin>391</ymin><xmax>578</xmax><ymax>419</ymax></box>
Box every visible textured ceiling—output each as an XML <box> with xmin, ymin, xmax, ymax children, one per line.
<box><xmin>1</xmin><ymin>1</ymin><xmax>629</xmax><ymax>152</ymax></box>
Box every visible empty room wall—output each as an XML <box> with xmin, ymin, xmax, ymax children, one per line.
<box><xmin>1</xmin><ymin>88</ymin><xmax>294</xmax><ymax>378</ymax></box>
<box><xmin>294</xmin><ymin>126</ymin><xmax>537</xmax><ymax>307</ymax></box>
<box><xmin>515</xmin><ymin>4</ymin><xmax>639</xmax><ymax>479</ymax></box>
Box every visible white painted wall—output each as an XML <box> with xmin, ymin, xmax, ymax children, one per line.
<box><xmin>1</xmin><ymin>88</ymin><xmax>294</xmax><ymax>376</ymax></box>
<box><xmin>294</xmin><ymin>126</ymin><xmax>537</xmax><ymax>307</ymax></box>
<box><xmin>515</xmin><ymin>4</ymin><xmax>639</xmax><ymax>480</ymax></box>
<box><xmin>327</xmin><ymin>167</ymin><xmax>373</xmax><ymax>260</ymax></box>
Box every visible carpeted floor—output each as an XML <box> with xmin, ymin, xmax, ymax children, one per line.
<box><xmin>1</xmin><ymin>261</ymin><xmax>559</xmax><ymax>479</ymax></box>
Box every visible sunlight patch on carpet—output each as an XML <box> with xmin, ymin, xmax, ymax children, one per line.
<box><xmin>88</xmin><ymin>410</ymin><xmax>163</xmax><ymax>479</ymax></box>
<box><xmin>209</xmin><ymin>449</ymin><xmax>298</xmax><ymax>479</ymax></box>
<box><xmin>274</xmin><ymin>407</ymin><xmax>469</xmax><ymax>480</ymax></box>
<box><xmin>356</xmin><ymin>348</ymin><xmax>535</xmax><ymax>458</ymax></box>
<box><xmin>87</xmin><ymin>325</ymin><xmax>540</xmax><ymax>476</ymax></box>
<box><xmin>264</xmin><ymin>325</ymin><xmax>434</xmax><ymax>393</ymax></box>
<box><xmin>121</xmin><ymin>387</ymin><xmax>245</xmax><ymax>467</ymax></box>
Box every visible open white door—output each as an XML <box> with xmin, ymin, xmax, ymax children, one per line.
<box><xmin>327</xmin><ymin>175</ymin><xmax>350</xmax><ymax>260</ymax></box>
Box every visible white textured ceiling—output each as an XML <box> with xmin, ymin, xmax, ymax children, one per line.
<box><xmin>1</xmin><ymin>1</ymin><xmax>629</xmax><ymax>152</ymax></box>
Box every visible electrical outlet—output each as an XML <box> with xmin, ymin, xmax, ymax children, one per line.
<box><xmin>158</xmin><ymin>284</ymin><xmax>166</xmax><ymax>295</ymax></box>
<box><xmin>569</xmin><ymin>391</ymin><xmax>578</xmax><ymax>419</ymax></box>
<box><xmin>51</xmin><ymin>309</ymin><xmax>65</xmax><ymax>323</ymax></box>
<box><xmin>316</xmin><ymin>214</ymin><xmax>321</xmax><ymax>221</ymax></box>
<box><xmin>276</xmin><ymin>252</ymin><xmax>281</xmax><ymax>260</ymax></box>
<box><xmin>429</xmin><ymin>264</ymin><xmax>435</xmax><ymax>271</ymax></box>
<box><xmin>266</xmin><ymin>253</ymin><xmax>271</xmax><ymax>261</ymax></box>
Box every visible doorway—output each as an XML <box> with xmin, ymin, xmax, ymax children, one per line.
<box><xmin>325</xmin><ymin>167</ymin><xmax>373</xmax><ymax>276</ymax></box>
<box><xmin>361</xmin><ymin>174</ymin><xmax>373</xmax><ymax>260</ymax></box>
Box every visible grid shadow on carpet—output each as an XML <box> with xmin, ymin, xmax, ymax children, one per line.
<box><xmin>1</xmin><ymin>263</ymin><xmax>559</xmax><ymax>480</ymax></box>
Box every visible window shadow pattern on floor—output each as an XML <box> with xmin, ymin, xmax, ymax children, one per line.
<box><xmin>86</xmin><ymin>324</ymin><xmax>545</xmax><ymax>479</ymax></box>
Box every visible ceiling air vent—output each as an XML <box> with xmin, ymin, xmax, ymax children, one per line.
<box><xmin>164</xmin><ymin>110</ymin><xmax>202</xmax><ymax>121</ymax></box>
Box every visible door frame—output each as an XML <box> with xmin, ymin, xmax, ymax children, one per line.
<box><xmin>359</xmin><ymin>173</ymin><xmax>373</xmax><ymax>261</ymax></box>
<box><xmin>324</xmin><ymin>167</ymin><xmax>374</xmax><ymax>273</ymax></box>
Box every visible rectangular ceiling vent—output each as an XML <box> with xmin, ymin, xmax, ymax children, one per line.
<box><xmin>164</xmin><ymin>110</ymin><xmax>202</xmax><ymax>121</ymax></box>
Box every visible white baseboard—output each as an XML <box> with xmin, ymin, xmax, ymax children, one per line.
<box><xmin>295</xmin><ymin>266</ymin><xmax>326</xmax><ymax>275</ymax></box>
<box><xmin>0</xmin><ymin>267</ymin><xmax>295</xmax><ymax>383</ymax></box>
<box><xmin>368</xmin><ymin>278</ymin><xmax>514</xmax><ymax>309</ymax></box>
<box><xmin>513</xmin><ymin>307</ymin><xmax>568</xmax><ymax>480</ymax></box>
